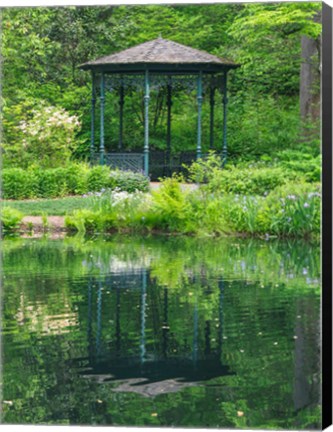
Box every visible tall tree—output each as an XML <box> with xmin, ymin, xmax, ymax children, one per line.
<box><xmin>228</xmin><ymin>2</ymin><xmax>322</xmax><ymax>120</ymax></box>
<box><xmin>300</xmin><ymin>9</ymin><xmax>321</xmax><ymax>121</ymax></box>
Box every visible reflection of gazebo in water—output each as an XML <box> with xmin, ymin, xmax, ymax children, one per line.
<box><xmin>80</xmin><ymin>37</ymin><xmax>240</xmax><ymax>178</ymax></box>
<box><xmin>80</xmin><ymin>269</ymin><xmax>233</xmax><ymax>397</ymax></box>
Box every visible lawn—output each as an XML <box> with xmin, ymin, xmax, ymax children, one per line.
<box><xmin>2</xmin><ymin>196</ymin><xmax>91</xmax><ymax>216</ymax></box>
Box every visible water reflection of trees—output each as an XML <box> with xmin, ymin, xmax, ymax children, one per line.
<box><xmin>2</xmin><ymin>236</ymin><xmax>321</xmax><ymax>427</ymax></box>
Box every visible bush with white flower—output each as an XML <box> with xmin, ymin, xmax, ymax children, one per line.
<box><xmin>3</xmin><ymin>101</ymin><xmax>81</xmax><ymax>168</ymax></box>
<box><xmin>14</xmin><ymin>102</ymin><xmax>81</xmax><ymax>168</ymax></box>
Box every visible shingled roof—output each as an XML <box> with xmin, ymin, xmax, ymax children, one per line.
<box><xmin>80</xmin><ymin>37</ymin><xmax>240</xmax><ymax>72</ymax></box>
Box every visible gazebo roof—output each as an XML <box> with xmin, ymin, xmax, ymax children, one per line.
<box><xmin>80</xmin><ymin>37</ymin><xmax>240</xmax><ymax>73</ymax></box>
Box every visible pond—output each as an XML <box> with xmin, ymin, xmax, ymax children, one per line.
<box><xmin>1</xmin><ymin>235</ymin><xmax>321</xmax><ymax>429</ymax></box>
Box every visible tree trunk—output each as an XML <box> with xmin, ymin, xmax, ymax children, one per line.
<box><xmin>300</xmin><ymin>12</ymin><xmax>321</xmax><ymax>122</ymax></box>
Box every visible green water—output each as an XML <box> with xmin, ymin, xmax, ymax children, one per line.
<box><xmin>1</xmin><ymin>236</ymin><xmax>321</xmax><ymax>428</ymax></box>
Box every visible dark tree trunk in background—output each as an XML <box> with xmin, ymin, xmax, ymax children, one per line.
<box><xmin>300</xmin><ymin>11</ymin><xmax>321</xmax><ymax>122</ymax></box>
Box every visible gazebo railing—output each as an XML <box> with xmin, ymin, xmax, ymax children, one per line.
<box><xmin>91</xmin><ymin>151</ymin><xmax>210</xmax><ymax>180</ymax></box>
<box><xmin>91</xmin><ymin>152</ymin><xmax>144</xmax><ymax>173</ymax></box>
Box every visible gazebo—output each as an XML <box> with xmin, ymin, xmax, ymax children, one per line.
<box><xmin>80</xmin><ymin>37</ymin><xmax>240</xmax><ymax>177</ymax></box>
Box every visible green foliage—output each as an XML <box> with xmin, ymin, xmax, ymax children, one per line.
<box><xmin>2</xmin><ymin>168</ymin><xmax>36</xmax><ymax>200</ymax></box>
<box><xmin>227</xmin><ymin>96</ymin><xmax>301</xmax><ymax>158</ymax></box>
<box><xmin>63</xmin><ymin>176</ymin><xmax>320</xmax><ymax>238</ymax></box>
<box><xmin>86</xmin><ymin>165</ymin><xmax>112</xmax><ymax>192</ymax></box>
<box><xmin>187</xmin><ymin>152</ymin><xmax>320</xmax><ymax>196</ymax></box>
<box><xmin>1</xmin><ymin>207</ymin><xmax>23</xmax><ymax>233</ymax></box>
<box><xmin>228</xmin><ymin>3</ymin><xmax>321</xmax><ymax>96</ymax></box>
<box><xmin>150</xmin><ymin>176</ymin><xmax>191</xmax><ymax>232</ymax></box>
<box><xmin>2</xmin><ymin>164</ymin><xmax>149</xmax><ymax>199</ymax></box>
<box><xmin>109</xmin><ymin>170</ymin><xmax>150</xmax><ymax>193</ymax></box>
<box><xmin>275</xmin><ymin>149</ymin><xmax>321</xmax><ymax>182</ymax></box>
<box><xmin>258</xmin><ymin>182</ymin><xmax>321</xmax><ymax>237</ymax></box>
<box><xmin>3</xmin><ymin>196</ymin><xmax>92</xmax><ymax>216</ymax></box>
<box><xmin>65</xmin><ymin>190</ymin><xmax>151</xmax><ymax>233</ymax></box>
<box><xmin>2</xmin><ymin>101</ymin><xmax>81</xmax><ymax>168</ymax></box>
<box><xmin>186</xmin><ymin>151</ymin><xmax>223</xmax><ymax>183</ymax></box>
<box><xmin>208</xmin><ymin>166</ymin><xmax>298</xmax><ymax>195</ymax></box>
<box><xmin>65</xmin><ymin>209</ymin><xmax>104</xmax><ymax>234</ymax></box>
<box><xmin>2</xmin><ymin>4</ymin><xmax>321</xmax><ymax>165</ymax></box>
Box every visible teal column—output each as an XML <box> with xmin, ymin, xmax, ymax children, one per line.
<box><xmin>99</xmin><ymin>72</ymin><xmax>105</xmax><ymax>165</ymax></box>
<box><xmin>209</xmin><ymin>84</ymin><xmax>215</xmax><ymax>149</ymax></box>
<box><xmin>118</xmin><ymin>84</ymin><xmax>124</xmax><ymax>150</ymax></box>
<box><xmin>90</xmin><ymin>71</ymin><xmax>96</xmax><ymax>164</ymax></box>
<box><xmin>222</xmin><ymin>71</ymin><xmax>228</xmax><ymax>166</ymax></box>
<box><xmin>143</xmin><ymin>70</ymin><xmax>150</xmax><ymax>176</ymax></box>
<box><xmin>196</xmin><ymin>71</ymin><xmax>203</xmax><ymax>160</ymax></box>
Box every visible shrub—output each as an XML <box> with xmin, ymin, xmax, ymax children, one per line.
<box><xmin>186</xmin><ymin>152</ymin><xmax>224</xmax><ymax>184</ymax></box>
<box><xmin>212</xmin><ymin>166</ymin><xmax>294</xmax><ymax>195</ymax></box>
<box><xmin>188</xmin><ymin>159</ymin><xmax>297</xmax><ymax>196</ymax></box>
<box><xmin>31</xmin><ymin>167</ymin><xmax>69</xmax><ymax>198</ymax></box>
<box><xmin>1</xmin><ymin>207</ymin><xmax>23</xmax><ymax>233</ymax></box>
<box><xmin>2</xmin><ymin>168</ymin><xmax>36</xmax><ymax>199</ymax></box>
<box><xmin>109</xmin><ymin>170</ymin><xmax>150</xmax><ymax>193</ymax></box>
<box><xmin>86</xmin><ymin>165</ymin><xmax>112</xmax><ymax>192</ymax></box>
<box><xmin>227</xmin><ymin>95</ymin><xmax>300</xmax><ymax>159</ymax></box>
<box><xmin>65</xmin><ymin>209</ymin><xmax>104</xmax><ymax>234</ymax></box>
<box><xmin>64</xmin><ymin>180</ymin><xmax>320</xmax><ymax>238</ymax></box>
<box><xmin>60</xmin><ymin>163</ymin><xmax>89</xmax><ymax>195</ymax></box>
<box><xmin>3</xmin><ymin>101</ymin><xmax>81</xmax><ymax>169</ymax></box>
<box><xmin>258</xmin><ymin>182</ymin><xmax>321</xmax><ymax>237</ymax></box>
<box><xmin>186</xmin><ymin>152</ymin><xmax>320</xmax><ymax>196</ymax></box>
<box><xmin>150</xmin><ymin>176</ymin><xmax>191</xmax><ymax>232</ymax></box>
<box><xmin>2</xmin><ymin>164</ymin><xmax>149</xmax><ymax>199</ymax></box>
<box><xmin>276</xmin><ymin>150</ymin><xmax>321</xmax><ymax>182</ymax></box>
<box><xmin>219</xmin><ymin>194</ymin><xmax>264</xmax><ymax>234</ymax></box>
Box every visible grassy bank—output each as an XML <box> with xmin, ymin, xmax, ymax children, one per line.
<box><xmin>1</xmin><ymin>154</ymin><xmax>321</xmax><ymax>239</ymax></box>
<box><xmin>2</xmin><ymin>196</ymin><xmax>92</xmax><ymax>216</ymax></box>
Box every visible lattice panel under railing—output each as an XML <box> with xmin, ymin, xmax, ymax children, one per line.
<box><xmin>91</xmin><ymin>151</ymin><xmax>211</xmax><ymax>180</ymax></box>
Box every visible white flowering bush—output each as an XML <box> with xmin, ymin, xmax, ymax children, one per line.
<box><xmin>16</xmin><ymin>103</ymin><xmax>80</xmax><ymax>168</ymax></box>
